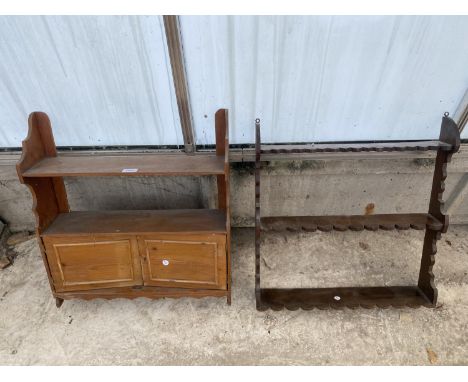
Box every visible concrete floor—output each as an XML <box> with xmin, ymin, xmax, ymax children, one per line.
<box><xmin>0</xmin><ymin>227</ymin><xmax>467</xmax><ymax>365</ymax></box>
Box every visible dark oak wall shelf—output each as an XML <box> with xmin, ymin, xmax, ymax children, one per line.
<box><xmin>17</xmin><ymin>109</ymin><xmax>231</xmax><ymax>307</ymax></box>
<box><xmin>255</xmin><ymin>114</ymin><xmax>461</xmax><ymax>310</ymax></box>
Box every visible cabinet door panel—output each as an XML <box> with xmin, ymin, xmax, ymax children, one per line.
<box><xmin>43</xmin><ymin>235</ymin><xmax>142</xmax><ymax>292</ymax></box>
<box><xmin>138</xmin><ymin>234</ymin><xmax>226</xmax><ymax>290</ymax></box>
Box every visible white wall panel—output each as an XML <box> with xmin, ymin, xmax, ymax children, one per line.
<box><xmin>0</xmin><ymin>16</ymin><xmax>182</xmax><ymax>147</ymax></box>
<box><xmin>180</xmin><ymin>16</ymin><xmax>468</xmax><ymax>144</ymax></box>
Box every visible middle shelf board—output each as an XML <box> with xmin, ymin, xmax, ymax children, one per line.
<box><xmin>42</xmin><ymin>209</ymin><xmax>227</xmax><ymax>237</ymax></box>
<box><xmin>23</xmin><ymin>154</ymin><xmax>226</xmax><ymax>178</ymax></box>
<box><xmin>260</xmin><ymin>213</ymin><xmax>443</xmax><ymax>232</ymax></box>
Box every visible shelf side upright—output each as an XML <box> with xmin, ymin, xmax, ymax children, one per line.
<box><xmin>16</xmin><ymin>112</ymin><xmax>70</xmax><ymax>307</ymax></box>
<box><xmin>254</xmin><ymin>118</ymin><xmax>262</xmax><ymax>309</ymax></box>
<box><xmin>215</xmin><ymin>109</ymin><xmax>231</xmax><ymax>304</ymax></box>
<box><xmin>418</xmin><ymin>114</ymin><xmax>461</xmax><ymax>305</ymax></box>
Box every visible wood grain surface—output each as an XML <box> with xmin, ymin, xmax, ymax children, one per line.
<box><xmin>42</xmin><ymin>210</ymin><xmax>227</xmax><ymax>236</ymax></box>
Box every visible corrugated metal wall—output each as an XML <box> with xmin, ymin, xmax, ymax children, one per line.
<box><xmin>1</xmin><ymin>16</ymin><xmax>467</xmax><ymax>148</ymax></box>
<box><xmin>180</xmin><ymin>15</ymin><xmax>468</xmax><ymax>144</ymax></box>
<box><xmin>0</xmin><ymin>16</ymin><xmax>182</xmax><ymax>147</ymax></box>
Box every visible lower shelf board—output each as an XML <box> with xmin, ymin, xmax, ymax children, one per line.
<box><xmin>55</xmin><ymin>286</ymin><xmax>230</xmax><ymax>301</ymax></box>
<box><xmin>257</xmin><ymin>286</ymin><xmax>433</xmax><ymax>310</ymax></box>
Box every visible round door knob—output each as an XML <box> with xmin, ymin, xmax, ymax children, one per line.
<box><xmin>162</xmin><ymin>259</ymin><xmax>169</xmax><ymax>266</ymax></box>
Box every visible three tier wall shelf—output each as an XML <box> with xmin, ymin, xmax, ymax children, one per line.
<box><xmin>17</xmin><ymin>109</ymin><xmax>231</xmax><ymax>307</ymax></box>
<box><xmin>254</xmin><ymin>113</ymin><xmax>461</xmax><ymax>310</ymax></box>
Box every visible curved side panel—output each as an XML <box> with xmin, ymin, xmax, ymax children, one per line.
<box><xmin>440</xmin><ymin>115</ymin><xmax>461</xmax><ymax>153</ymax></box>
<box><xmin>16</xmin><ymin>112</ymin><xmax>70</xmax><ymax>300</ymax></box>
<box><xmin>17</xmin><ymin>112</ymin><xmax>56</xmax><ymax>180</ymax></box>
<box><xmin>23</xmin><ymin>178</ymin><xmax>61</xmax><ymax>233</ymax></box>
<box><xmin>17</xmin><ymin>112</ymin><xmax>69</xmax><ymax>230</ymax></box>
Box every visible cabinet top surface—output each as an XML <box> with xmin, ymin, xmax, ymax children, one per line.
<box><xmin>42</xmin><ymin>209</ymin><xmax>227</xmax><ymax>236</ymax></box>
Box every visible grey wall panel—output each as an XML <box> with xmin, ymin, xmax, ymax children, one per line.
<box><xmin>0</xmin><ymin>16</ymin><xmax>182</xmax><ymax>147</ymax></box>
<box><xmin>2</xmin><ymin>148</ymin><xmax>468</xmax><ymax>231</ymax></box>
<box><xmin>180</xmin><ymin>16</ymin><xmax>468</xmax><ymax>145</ymax></box>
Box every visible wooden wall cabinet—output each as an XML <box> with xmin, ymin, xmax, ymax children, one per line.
<box><xmin>17</xmin><ymin>110</ymin><xmax>231</xmax><ymax>307</ymax></box>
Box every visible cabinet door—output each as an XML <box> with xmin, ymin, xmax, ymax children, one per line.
<box><xmin>138</xmin><ymin>234</ymin><xmax>227</xmax><ymax>290</ymax></box>
<box><xmin>42</xmin><ymin>235</ymin><xmax>142</xmax><ymax>292</ymax></box>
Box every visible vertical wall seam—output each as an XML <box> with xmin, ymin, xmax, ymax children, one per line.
<box><xmin>455</xmin><ymin>88</ymin><xmax>468</xmax><ymax>134</ymax></box>
<box><xmin>163</xmin><ymin>15</ymin><xmax>195</xmax><ymax>153</ymax></box>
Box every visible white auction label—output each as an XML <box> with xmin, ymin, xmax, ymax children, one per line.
<box><xmin>121</xmin><ymin>168</ymin><xmax>139</xmax><ymax>173</ymax></box>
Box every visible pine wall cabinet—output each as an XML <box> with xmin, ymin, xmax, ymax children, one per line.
<box><xmin>17</xmin><ymin>109</ymin><xmax>231</xmax><ymax>307</ymax></box>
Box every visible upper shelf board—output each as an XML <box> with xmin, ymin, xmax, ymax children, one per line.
<box><xmin>261</xmin><ymin>140</ymin><xmax>453</xmax><ymax>154</ymax></box>
<box><xmin>22</xmin><ymin>154</ymin><xmax>226</xmax><ymax>177</ymax></box>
